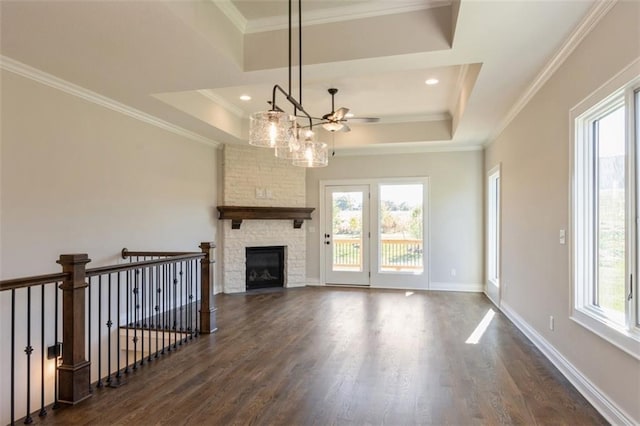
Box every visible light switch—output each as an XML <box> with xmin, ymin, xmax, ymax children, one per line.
<box><xmin>559</xmin><ymin>229</ymin><xmax>566</xmax><ymax>245</ymax></box>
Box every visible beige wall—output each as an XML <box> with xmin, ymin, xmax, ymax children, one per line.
<box><xmin>485</xmin><ymin>1</ymin><xmax>640</xmax><ymax>422</ymax></box>
<box><xmin>305</xmin><ymin>150</ymin><xmax>484</xmax><ymax>287</ymax></box>
<box><xmin>0</xmin><ymin>69</ymin><xmax>220</xmax><ymax>425</ymax></box>
<box><xmin>0</xmin><ymin>69</ymin><xmax>219</xmax><ymax>277</ymax></box>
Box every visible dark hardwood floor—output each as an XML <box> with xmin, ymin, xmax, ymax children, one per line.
<box><xmin>37</xmin><ymin>287</ymin><xmax>605</xmax><ymax>425</ymax></box>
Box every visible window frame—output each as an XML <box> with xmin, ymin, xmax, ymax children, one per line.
<box><xmin>487</xmin><ymin>165</ymin><xmax>501</xmax><ymax>287</ymax></box>
<box><xmin>570</xmin><ymin>65</ymin><xmax>640</xmax><ymax>360</ymax></box>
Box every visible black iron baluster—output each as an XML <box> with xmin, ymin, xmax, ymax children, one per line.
<box><xmin>167</xmin><ymin>263</ymin><xmax>172</xmax><ymax>352</ymax></box>
<box><xmin>106</xmin><ymin>273</ymin><xmax>113</xmax><ymax>385</ymax></box>
<box><xmin>180</xmin><ymin>261</ymin><xmax>185</xmax><ymax>345</ymax></box>
<box><xmin>115</xmin><ymin>272</ymin><xmax>122</xmax><ymax>384</ymax></box>
<box><xmin>133</xmin><ymin>269</ymin><xmax>139</xmax><ymax>369</ymax></box>
<box><xmin>53</xmin><ymin>285</ymin><xmax>59</xmax><ymax>409</ymax></box>
<box><xmin>189</xmin><ymin>259</ymin><xmax>194</xmax><ymax>339</ymax></box>
<box><xmin>185</xmin><ymin>260</ymin><xmax>190</xmax><ymax>340</ymax></box>
<box><xmin>87</xmin><ymin>277</ymin><xmax>92</xmax><ymax>393</ymax></box>
<box><xmin>97</xmin><ymin>275</ymin><xmax>103</xmax><ymax>388</ymax></box>
<box><xmin>125</xmin><ymin>270</ymin><xmax>130</xmax><ymax>373</ymax></box>
<box><xmin>39</xmin><ymin>284</ymin><xmax>47</xmax><ymax>417</ymax></box>
<box><xmin>11</xmin><ymin>289</ymin><xmax>15</xmax><ymax>425</ymax></box>
<box><xmin>195</xmin><ymin>259</ymin><xmax>200</xmax><ymax>335</ymax></box>
<box><xmin>140</xmin><ymin>268</ymin><xmax>145</xmax><ymax>366</ymax></box>
<box><xmin>155</xmin><ymin>265</ymin><xmax>160</xmax><ymax>358</ymax></box>
<box><xmin>162</xmin><ymin>263</ymin><xmax>166</xmax><ymax>354</ymax></box>
<box><xmin>173</xmin><ymin>262</ymin><xmax>178</xmax><ymax>349</ymax></box>
<box><xmin>25</xmin><ymin>286</ymin><xmax>33</xmax><ymax>424</ymax></box>
<box><xmin>186</xmin><ymin>260</ymin><xmax>191</xmax><ymax>340</ymax></box>
<box><xmin>147</xmin><ymin>267</ymin><xmax>153</xmax><ymax>362</ymax></box>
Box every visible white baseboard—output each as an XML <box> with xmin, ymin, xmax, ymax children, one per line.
<box><xmin>500</xmin><ymin>302</ymin><xmax>635</xmax><ymax>426</ymax></box>
<box><xmin>430</xmin><ymin>282</ymin><xmax>483</xmax><ymax>292</ymax></box>
<box><xmin>304</xmin><ymin>278</ymin><xmax>323</xmax><ymax>286</ymax></box>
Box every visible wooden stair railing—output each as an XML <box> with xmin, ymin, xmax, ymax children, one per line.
<box><xmin>0</xmin><ymin>241</ymin><xmax>216</xmax><ymax>426</ymax></box>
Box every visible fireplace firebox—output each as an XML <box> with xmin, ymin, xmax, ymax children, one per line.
<box><xmin>245</xmin><ymin>246</ymin><xmax>285</xmax><ymax>290</ymax></box>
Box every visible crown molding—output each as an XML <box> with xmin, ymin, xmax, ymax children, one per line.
<box><xmin>375</xmin><ymin>112</ymin><xmax>452</xmax><ymax>124</ymax></box>
<box><xmin>0</xmin><ymin>56</ymin><xmax>220</xmax><ymax>148</ymax></box>
<box><xmin>335</xmin><ymin>142</ymin><xmax>483</xmax><ymax>157</ymax></box>
<box><xmin>245</xmin><ymin>0</ymin><xmax>450</xmax><ymax>34</ymax></box>
<box><xmin>487</xmin><ymin>0</ymin><xmax>618</xmax><ymax>146</ymax></box>
<box><xmin>211</xmin><ymin>0</ymin><xmax>247</xmax><ymax>33</ymax></box>
<box><xmin>197</xmin><ymin>89</ymin><xmax>246</xmax><ymax>118</ymax></box>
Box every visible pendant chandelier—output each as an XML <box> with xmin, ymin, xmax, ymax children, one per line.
<box><xmin>248</xmin><ymin>0</ymin><xmax>328</xmax><ymax>168</ymax></box>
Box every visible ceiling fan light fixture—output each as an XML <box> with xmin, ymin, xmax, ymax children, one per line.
<box><xmin>322</xmin><ymin>121</ymin><xmax>344</xmax><ymax>132</ymax></box>
<box><xmin>249</xmin><ymin>110</ymin><xmax>295</xmax><ymax>148</ymax></box>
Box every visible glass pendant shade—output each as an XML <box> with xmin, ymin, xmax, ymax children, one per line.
<box><xmin>275</xmin><ymin>123</ymin><xmax>302</xmax><ymax>159</ymax></box>
<box><xmin>292</xmin><ymin>131</ymin><xmax>328</xmax><ymax>168</ymax></box>
<box><xmin>249</xmin><ymin>110</ymin><xmax>295</xmax><ymax>148</ymax></box>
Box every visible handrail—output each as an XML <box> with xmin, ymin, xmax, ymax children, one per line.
<box><xmin>0</xmin><ymin>253</ymin><xmax>204</xmax><ymax>288</ymax></box>
<box><xmin>3</xmin><ymin>241</ymin><xmax>216</xmax><ymax>423</ymax></box>
<box><xmin>121</xmin><ymin>248</ymin><xmax>196</xmax><ymax>259</ymax></box>
<box><xmin>0</xmin><ymin>272</ymin><xmax>70</xmax><ymax>292</ymax></box>
<box><xmin>86</xmin><ymin>253</ymin><xmax>204</xmax><ymax>278</ymax></box>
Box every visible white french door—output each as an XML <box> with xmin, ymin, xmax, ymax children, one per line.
<box><xmin>324</xmin><ymin>185</ymin><xmax>370</xmax><ymax>285</ymax></box>
<box><xmin>322</xmin><ymin>179</ymin><xmax>429</xmax><ymax>289</ymax></box>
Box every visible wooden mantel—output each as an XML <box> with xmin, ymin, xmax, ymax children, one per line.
<box><xmin>217</xmin><ymin>206</ymin><xmax>315</xmax><ymax>229</ymax></box>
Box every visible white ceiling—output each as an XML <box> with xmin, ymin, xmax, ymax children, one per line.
<box><xmin>0</xmin><ymin>0</ymin><xmax>597</xmax><ymax>153</ymax></box>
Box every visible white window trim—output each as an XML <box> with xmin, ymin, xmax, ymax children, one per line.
<box><xmin>487</xmin><ymin>164</ymin><xmax>501</xmax><ymax>288</ymax></box>
<box><xmin>569</xmin><ymin>60</ymin><xmax>640</xmax><ymax>360</ymax></box>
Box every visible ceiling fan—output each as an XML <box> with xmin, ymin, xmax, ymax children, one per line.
<box><xmin>318</xmin><ymin>88</ymin><xmax>379</xmax><ymax>133</ymax></box>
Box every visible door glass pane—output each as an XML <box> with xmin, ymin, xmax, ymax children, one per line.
<box><xmin>379</xmin><ymin>184</ymin><xmax>424</xmax><ymax>273</ymax></box>
<box><xmin>332</xmin><ymin>192</ymin><xmax>363</xmax><ymax>272</ymax></box>
<box><xmin>595</xmin><ymin>105</ymin><xmax>625</xmax><ymax>320</ymax></box>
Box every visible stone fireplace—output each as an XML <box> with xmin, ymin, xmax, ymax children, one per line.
<box><xmin>220</xmin><ymin>145</ymin><xmax>308</xmax><ymax>293</ymax></box>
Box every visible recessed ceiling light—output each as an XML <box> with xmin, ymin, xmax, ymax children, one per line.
<box><xmin>345</xmin><ymin>113</ymin><xmax>354</xmax><ymax>118</ymax></box>
<box><xmin>239</xmin><ymin>95</ymin><xmax>252</xmax><ymax>101</ymax></box>
<box><xmin>425</xmin><ymin>78</ymin><xmax>439</xmax><ymax>85</ymax></box>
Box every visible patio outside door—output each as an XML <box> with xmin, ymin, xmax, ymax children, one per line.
<box><xmin>324</xmin><ymin>185</ymin><xmax>370</xmax><ymax>285</ymax></box>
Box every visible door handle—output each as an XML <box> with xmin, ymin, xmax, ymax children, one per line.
<box><xmin>325</xmin><ymin>233</ymin><xmax>330</xmax><ymax>238</ymax></box>
<box><xmin>325</xmin><ymin>241</ymin><xmax>330</xmax><ymax>245</ymax></box>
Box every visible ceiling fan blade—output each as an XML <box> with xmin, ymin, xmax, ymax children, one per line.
<box><xmin>333</xmin><ymin>107</ymin><xmax>349</xmax><ymax>121</ymax></box>
<box><xmin>339</xmin><ymin>123</ymin><xmax>351</xmax><ymax>132</ymax></box>
<box><xmin>348</xmin><ymin>117</ymin><xmax>380</xmax><ymax>123</ymax></box>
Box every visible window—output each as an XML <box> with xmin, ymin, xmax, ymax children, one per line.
<box><xmin>487</xmin><ymin>166</ymin><xmax>500</xmax><ymax>286</ymax></box>
<box><xmin>572</xmin><ymin>70</ymin><xmax>640</xmax><ymax>359</ymax></box>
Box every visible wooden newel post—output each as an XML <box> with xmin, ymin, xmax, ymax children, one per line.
<box><xmin>199</xmin><ymin>242</ymin><xmax>218</xmax><ymax>334</ymax></box>
<box><xmin>57</xmin><ymin>254</ymin><xmax>92</xmax><ymax>405</ymax></box>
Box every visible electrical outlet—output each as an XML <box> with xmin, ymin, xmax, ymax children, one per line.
<box><xmin>451</xmin><ymin>268</ymin><xmax>457</xmax><ymax>277</ymax></box>
<box><xmin>549</xmin><ymin>316</ymin><xmax>554</xmax><ymax>331</ymax></box>
<box><xmin>559</xmin><ymin>229</ymin><xmax>566</xmax><ymax>245</ymax></box>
